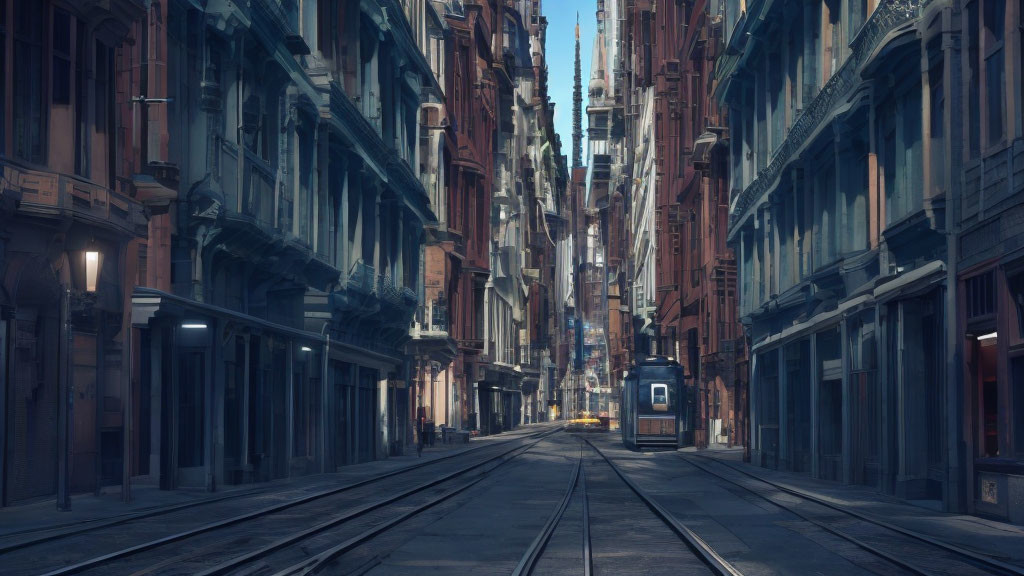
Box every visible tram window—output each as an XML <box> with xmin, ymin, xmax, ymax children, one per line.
<box><xmin>652</xmin><ymin>384</ymin><xmax>668</xmax><ymax>412</ymax></box>
<box><xmin>638</xmin><ymin>380</ymin><xmax>675</xmax><ymax>414</ymax></box>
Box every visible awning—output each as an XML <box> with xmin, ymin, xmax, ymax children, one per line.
<box><xmin>872</xmin><ymin>260</ymin><xmax>946</xmax><ymax>303</ymax></box>
<box><xmin>132</xmin><ymin>286</ymin><xmax>403</xmax><ymax>369</ymax></box>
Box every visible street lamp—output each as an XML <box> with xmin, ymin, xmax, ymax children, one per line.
<box><xmin>59</xmin><ymin>246</ymin><xmax>105</xmax><ymax>511</ymax></box>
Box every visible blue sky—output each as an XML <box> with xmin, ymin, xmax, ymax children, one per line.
<box><xmin>543</xmin><ymin>1</ymin><xmax>594</xmax><ymax>165</ymax></box>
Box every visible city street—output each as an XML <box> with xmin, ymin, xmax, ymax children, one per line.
<box><xmin>2</xmin><ymin>0</ymin><xmax>1024</xmax><ymax>572</ymax></box>
<box><xmin>2</xmin><ymin>426</ymin><xmax>1021</xmax><ymax>575</ymax></box>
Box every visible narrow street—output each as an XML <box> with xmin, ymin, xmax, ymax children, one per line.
<box><xmin>2</xmin><ymin>426</ymin><xmax>1021</xmax><ymax>575</ymax></box>
<box><xmin>2</xmin><ymin>0</ymin><xmax>1024</xmax><ymax>573</ymax></box>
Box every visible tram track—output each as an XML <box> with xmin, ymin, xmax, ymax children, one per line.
<box><xmin>0</xmin><ymin>424</ymin><xmax>559</xmax><ymax>558</ymax></box>
<box><xmin>583</xmin><ymin>438</ymin><xmax>742</xmax><ymax>576</ymax></box>
<box><xmin>516</xmin><ymin>435</ymin><xmax>741</xmax><ymax>576</ymax></box>
<box><xmin>512</xmin><ymin>442</ymin><xmax>587</xmax><ymax>576</ymax></box>
<box><xmin>1</xmin><ymin>427</ymin><xmax>560</xmax><ymax>576</ymax></box>
<box><xmin>259</xmin><ymin>432</ymin><xmax>572</xmax><ymax>576</ymax></box>
<box><xmin>683</xmin><ymin>453</ymin><xmax>1024</xmax><ymax>576</ymax></box>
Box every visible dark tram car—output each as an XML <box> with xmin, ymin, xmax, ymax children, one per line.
<box><xmin>621</xmin><ymin>356</ymin><xmax>692</xmax><ymax>449</ymax></box>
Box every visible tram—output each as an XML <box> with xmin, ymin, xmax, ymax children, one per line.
<box><xmin>621</xmin><ymin>356</ymin><xmax>692</xmax><ymax>449</ymax></box>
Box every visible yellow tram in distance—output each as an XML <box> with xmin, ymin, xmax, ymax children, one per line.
<box><xmin>565</xmin><ymin>410</ymin><xmax>610</xmax><ymax>432</ymax></box>
<box><xmin>621</xmin><ymin>356</ymin><xmax>692</xmax><ymax>449</ymax></box>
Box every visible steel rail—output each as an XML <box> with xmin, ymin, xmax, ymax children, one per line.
<box><xmin>511</xmin><ymin>442</ymin><xmax>585</xmax><ymax>576</ymax></box>
<box><xmin>688</xmin><ymin>453</ymin><xmax>1024</xmax><ymax>576</ymax></box>
<box><xmin>582</xmin><ymin>452</ymin><xmax>592</xmax><ymax>576</ymax></box>
<box><xmin>194</xmin><ymin>438</ymin><xmax>543</xmax><ymax>576</ymax></box>
<box><xmin>269</xmin><ymin>435</ymin><xmax>555</xmax><ymax>576</ymax></box>
<box><xmin>1</xmin><ymin>424</ymin><xmax>558</xmax><ymax>555</ymax></box>
<box><xmin>36</xmin><ymin>427</ymin><xmax>561</xmax><ymax>576</ymax></box>
<box><xmin>582</xmin><ymin>438</ymin><xmax>744</xmax><ymax>576</ymax></box>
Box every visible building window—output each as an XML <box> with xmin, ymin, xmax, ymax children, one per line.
<box><xmin>966</xmin><ymin>270</ymin><xmax>997</xmax><ymax>321</ymax></box>
<box><xmin>52</xmin><ymin>9</ymin><xmax>71</xmax><ymax>105</ymax></box>
<box><xmin>1009</xmin><ymin>270</ymin><xmax>1024</xmax><ymax>341</ymax></box>
<box><xmin>966</xmin><ymin>1</ymin><xmax>980</xmax><ymax>158</ymax></box>
<box><xmin>880</xmin><ymin>85</ymin><xmax>923</xmax><ymax>224</ymax></box>
<box><xmin>0</xmin><ymin>0</ymin><xmax>5</xmax><ymax>155</ymax></box>
<box><xmin>13</xmin><ymin>0</ymin><xmax>44</xmax><ymax>163</ymax></box>
<box><xmin>95</xmin><ymin>41</ymin><xmax>113</xmax><ymax>132</ymax></box>
<box><xmin>848</xmin><ymin>0</ymin><xmax>868</xmax><ymax>39</ymax></box>
<box><xmin>74</xmin><ymin>20</ymin><xmax>87</xmax><ymax>176</ymax></box>
<box><xmin>983</xmin><ymin>0</ymin><xmax>1005</xmax><ymax>147</ymax></box>
<box><xmin>928</xmin><ymin>46</ymin><xmax>944</xmax><ymax>196</ymax></box>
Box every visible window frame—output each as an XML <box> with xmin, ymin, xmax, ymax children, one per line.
<box><xmin>52</xmin><ymin>8</ymin><xmax>71</xmax><ymax>106</ymax></box>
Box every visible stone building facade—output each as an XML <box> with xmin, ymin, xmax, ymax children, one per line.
<box><xmin>0</xmin><ymin>0</ymin><xmax>568</xmax><ymax>508</ymax></box>
<box><xmin>719</xmin><ymin>0</ymin><xmax>1024</xmax><ymax>521</ymax></box>
<box><xmin>952</xmin><ymin>0</ymin><xmax>1024</xmax><ymax>524</ymax></box>
<box><xmin>0</xmin><ymin>0</ymin><xmax>147</xmax><ymax>506</ymax></box>
<box><xmin>412</xmin><ymin>0</ymin><xmax>567</xmax><ymax>437</ymax></box>
<box><xmin>613</xmin><ymin>0</ymin><xmax>745</xmax><ymax>447</ymax></box>
<box><xmin>125</xmin><ymin>0</ymin><xmax>437</xmax><ymax>491</ymax></box>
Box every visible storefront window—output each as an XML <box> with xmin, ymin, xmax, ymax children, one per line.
<box><xmin>849</xmin><ymin>312</ymin><xmax>879</xmax><ymax>487</ymax></box>
<box><xmin>1013</xmin><ymin>357</ymin><xmax>1024</xmax><ymax>458</ymax></box>
<box><xmin>758</xmin><ymin>349</ymin><xmax>780</xmax><ymax>469</ymax></box>
<box><xmin>1007</xmin><ymin>271</ymin><xmax>1024</xmax><ymax>342</ymax></box>
<box><xmin>784</xmin><ymin>340</ymin><xmax>811</xmax><ymax>473</ymax></box>
<box><xmin>817</xmin><ymin>327</ymin><xmax>843</xmax><ymax>481</ymax></box>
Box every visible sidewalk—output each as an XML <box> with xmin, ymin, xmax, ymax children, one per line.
<box><xmin>0</xmin><ymin>421</ymin><xmax>559</xmax><ymax>546</ymax></box>
<box><xmin>699</xmin><ymin>447</ymin><xmax>1024</xmax><ymax>566</ymax></box>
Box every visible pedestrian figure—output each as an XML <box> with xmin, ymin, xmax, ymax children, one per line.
<box><xmin>417</xmin><ymin>415</ymin><xmax>426</xmax><ymax>457</ymax></box>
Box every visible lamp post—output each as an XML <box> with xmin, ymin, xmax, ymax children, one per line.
<box><xmin>58</xmin><ymin>248</ymin><xmax>104</xmax><ymax>510</ymax></box>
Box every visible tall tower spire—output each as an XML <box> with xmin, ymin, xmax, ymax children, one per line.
<box><xmin>572</xmin><ymin>13</ymin><xmax>583</xmax><ymax>169</ymax></box>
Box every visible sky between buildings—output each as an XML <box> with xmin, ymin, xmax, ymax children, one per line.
<box><xmin>543</xmin><ymin>1</ymin><xmax>594</xmax><ymax>165</ymax></box>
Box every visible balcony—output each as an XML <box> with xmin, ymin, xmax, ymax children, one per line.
<box><xmin>726</xmin><ymin>0</ymin><xmax>923</xmax><ymax>238</ymax></box>
<box><xmin>348</xmin><ymin>260</ymin><xmax>377</xmax><ymax>295</ymax></box>
<box><xmin>378</xmin><ymin>271</ymin><xmax>404</xmax><ymax>307</ymax></box>
<box><xmin>408</xmin><ymin>298</ymin><xmax>457</xmax><ymax>362</ymax></box>
<box><xmin>3</xmin><ymin>159</ymin><xmax>146</xmax><ymax>237</ymax></box>
<box><xmin>444</xmin><ymin>0</ymin><xmax>466</xmax><ymax>18</ymax></box>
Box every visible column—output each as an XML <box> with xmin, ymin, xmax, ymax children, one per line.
<box><xmin>286</xmin><ymin>343</ymin><xmax>294</xmax><ymax>476</ymax></box>
<box><xmin>339</xmin><ymin>156</ymin><xmax>349</xmax><ymax>275</ymax></box>
<box><xmin>373</xmin><ymin>186</ymin><xmax>382</xmax><ymax>276</ymax></box>
<box><xmin>396</xmin><ymin>212</ymin><xmax>405</xmax><ymax>285</ymax></box>
<box><xmin>810</xmin><ymin>332</ymin><xmax>820</xmax><ymax>478</ymax></box>
<box><xmin>778</xmin><ymin>345</ymin><xmax>789</xmax><ymax>470</ymax></box>
<box><xmin>211</xmin><ymin>319</ymin><xmax>225</xmax><ymax>492</ymax></box>
<box><xmin>841</xmin><ymin>317</ymin><xmax>852</xmax><ymax>484</ymax></box>
<box><xmin>241</xmin><ymin>334</ymin><xmax>251</xmax><ymax>469</ymax></box>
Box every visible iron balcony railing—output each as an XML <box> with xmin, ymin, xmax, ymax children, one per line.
<box><xmin>347</xmin><ymin>260</ymin><xmax>376</xmax><ymax>294</ymax></box>
<box><xmin>727</xmin><ymin>0</ymin><xmax>923</xmax><ymax>236</ymax></box>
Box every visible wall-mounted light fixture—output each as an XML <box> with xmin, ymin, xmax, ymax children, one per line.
<box><xmin>977</xmin><ymin>332</ymin><xmax>998</xmax><ymax>341</ymax></box>
<box><xmin>71</xmin><ymin>245</ymin><xmax>104</xmax><ymax>293</ymax></box>
<box><xmin>181</xmin><ymin>322</ymin><xmax>208</xmax><ymax>329</ymax></box>
<box><xmin>84</xmin><ymin>251</ymin><xmax>100</xmax><ymax>292</ymax></box>
<box><xmin>300</xmin><ymin>345</ymin><xmax>313</xmax><ymax>352</ymax></box>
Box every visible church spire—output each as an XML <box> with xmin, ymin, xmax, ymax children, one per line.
<box><xmin>572</xmin><ymin>13</ymin><xmax>583</xmax><ymax>170</ymax></box>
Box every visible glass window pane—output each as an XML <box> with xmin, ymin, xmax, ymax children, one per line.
<box><xmin>1014</xmin><ymin>357</ymin><xmax>1024</xmax><ymax>457</ymax></box>
<box><xmin>986</xmin><ymin>49</ymin><xmax>1004</xmax><ymax>145</ymax></box>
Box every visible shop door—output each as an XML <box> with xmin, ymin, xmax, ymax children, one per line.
<box><xmin>6</xmin><ymin>307</ymin><xmax>59</xmax><ymax>503</ymax></box>
<box><xmin>357</xmin><ymin>368</ymin><xmax>377</xmax><ymax>462</ymax></box>
<box><xmin>176</xmin><ymin>350</ymin><xmax>206</xmax><ymax>487</ymax></box>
